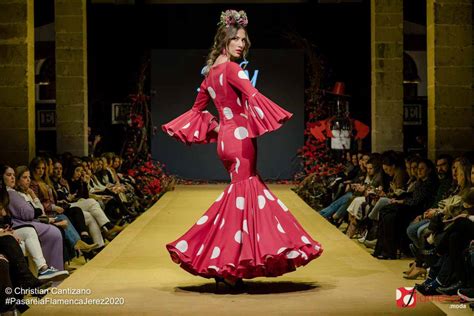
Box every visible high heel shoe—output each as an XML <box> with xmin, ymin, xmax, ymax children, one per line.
<box><xmin>403</xmin><ymin>267</ymin><xmax>427</xmax><ymax>280</ymax></box>
<box><xmin>74</xmin><ymin>239</ymin><xmax>99</xmax><ymax>253</ymax></box>
<box><xmin>403</xmin><ymin>261</ymin><xmax>416</xmax><ymax>275</ymax></box>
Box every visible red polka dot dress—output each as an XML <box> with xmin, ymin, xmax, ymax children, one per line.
<box><xmin>162</xmin><ymin>61</ymin><xmax>323</xmax><ymax>280</ymax></box>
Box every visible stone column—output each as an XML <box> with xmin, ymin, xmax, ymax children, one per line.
<box><xmin>370</xmin><ymin>0</ymin><xmax>404</xmax><ymax>152</ymax></box>
<box><xmin>0</xmin><ymin>0</ymin><xmax>35</xmax><ymax>164</ymax></box>
<box><xmin>55</xmin><ymin>0</ymin><xmax>88</xmax><ymax>156</ymax></box>
<box><xmin>427</xmin><ymin>0</ymin><xmax>473</xmax><ymax>159</ymax></box>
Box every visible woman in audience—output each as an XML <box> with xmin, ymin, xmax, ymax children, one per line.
<box><xmin>2</xmin><ymin>165</ymin><xmax>66</xmax><ymax>272</ymax></box>
<box><xmin>373</xmin><ymin>158</ymin><xmax>438</xmax><ymax>259</ymax></box>
<box><xmin>416</xmin><ymin>187</ymin><xmax>474</xmax><ymax>296</ymax></box>
<box><xmin>344</xmin><ymin>158</ymin><xmax>384</xmax><ymax>238</ymax></box>
<box><xmin>404</xmin><ymin>156</ymin><xmax>471</xmax><ymax>279</ymax></box>
<box><xmin>17</xmin><ymin>164</ymin><xmax>98</xmax><ymax>256</ymax></box>
<box><xmin>54</xmin><ymin>160</ymin><xmax>122</xmax><ymax>243</ymax></box>
<box><xmin>90</xmin><ymin>158</ymin><xmax>138</xmax><ymax>221</ymax></box>
<box><xmin>319</xmin><ymin>154</ymin><xmax>368</xmax><ymax>220</ymax></box>
<box><xmin>27</xmin><ymin>157</ymin><xmax>98</xmax><ymax>260</ymax></box>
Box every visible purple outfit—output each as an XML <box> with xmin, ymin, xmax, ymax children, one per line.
<box><xmin>7</xmin><ymin>188</ymin><xmax>64</xmax><ymax>270</ymax></box>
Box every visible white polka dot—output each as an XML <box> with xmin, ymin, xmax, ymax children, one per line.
<box><xmin>228</xmin><ymin>184</ymin><xmax>233</xmax><ymax>193</ymax></box>
<box><xmin>403</xmin><ymin>293</ymin><xmax>415</xmax><ymax>306</ymax></box>
<box><xmin>257</xmin><ymin>233</ymin><xmax>260</xmax><ymax>242</ymax></box>
<box><xmin>234</xmin><ymin>127</ymin><xmax>249</xmax><ymax>140</ymax></box>
<box><xmin>258</xmin><ymin>195</ymin><xmax>266</xmax><ymax>209</ymax></box>
<box><xmin>396</xmin><ymin>289</ymin><xmax>402</xmax><ymax>300</ymax></box>
<box><xmin>243</xmin><ymin>219</ymin><xmax>248</xmax><ymax>233</ymax></box>
<box><xmin>299</xmin><ymin>250</ymin><xmax>308</xmax><ymax>260</ymax></box>
<box><xmin>196</xmin><ymin>215</ymin><xmax>208</xmax><ymax>225</ymax></box>
<box><xmin>314</xmin><ymin>244</ymin><xmax>321</xmax><ymax>252</ymax></box>
<box><xmin>219</xmin><ymin>73</ymin><xmax>224</xmax><ymax>86</ymax></box>
<box><xmin>240</xmin><ymin>113</ymin><xmax>248</xmax><ymax>119</ymax></box>
<box><xmin>277</xmin><ymin>247</ymin><xmax>287</xmax><ymax>254</ymax></box>
<box><xmin>223</xmin><ymin>107</ymin><xmax>233</xmax><ymax>120</ymax></box>
<box><xmin>216</xmin><ymin>192</ymin><xmax>224</xmax><ymax>202</ymax></box>
<box><xmin>193</xmin><ymin>130</ymin><xmax>199</xmax><ymax>138</ymax></box>
<box><xmin>301</xmin><ymin>236</ymin><xmax>310</xmax><ymax>244</ymax></box>
<box><xmin>207</xmin><ymin>86</ymin><xmax>216</xmax><ymax>99</ymax></box>
<box><xmin>228</xmin><ymin>263</ymin><xmax>235</xmax><ymax>268</ymax></box>
<box><xmin>234</xmin><ymin>230</ymin><xmax>242</xmax><ymax>243</ymax></box>
<box><xmin>237</xmin><ymin>97</ymin><xmax>241</xmax><ymax>106</ymax></box>
<box><xmin>197</xmin><ymin>244</ymin><xmax>204</xmax><ymax>256</ymax></box>
<box><xmin>221</xmin><ymin>141</ymin><xmax>224</xmax><ymax>152</ymax></box>
<box><xmin>211</xmin><ymin>246</ymin><xmax>221</xmax><ymax>259</ymax></box>
<box><xmin>214</xmin><ymin>214</ymin><xmax>220</xmax><ymax>225</ymax></box>
<box><xmin>286</xmin><ymin>250</ymin><xmax>300</xmax><ymax>259</ymax></box>
<box><xmin>236</xmin><ymin>197</ymin><xmax>245</xmax><ymax>210</ymax></box>
<box><xmin>219</xmin><ymin>218</ymin><xmax>225</xmax><ymax>229</ymax></box>
<box><xmin>230</xmin><ymin>173</ymin><xmax>233</xmax><ymax>180</ymax></box>
<box><xmin>245</xmin><ymin>100</ymin><xmax>249</xmax><ymax>110</ymax></box>
<box><xmin>182</xmin><ymin>122</ymin><xmax>190</xmax><ymax>129</ymax></box>
<box><xmin>208</xmin><ymin>265</ymin><xmax>219</xmax><ymax>271</ymax></box>
<box><xmin>263</xmin><ymin>189</ymin><xmax>275</xmax><ymax>201</ymax></box>
<box><xmin>254</xmin><ymin>106</ymin><xmax>264</xmax><ymax>119</ymax></box>
<box><xmin>277</xmin><ymin>223</ymin><xmax>286</xmax><ymax>234</ymax></box>
<box><xmin>238</xmin><ymin>70</ymin><xmax>248</xmax><ymax>79</ymax></box>
<box><xmin>167</xmin><ymin>130</ymin><xmax>174</xmax><ymax>136</ymax></box>
<box><xmin>277</xmin><ymin>199</ymin><xmax>289</xmax><ymax>211</ymax></box>
<box><xmin>176</xmin><ymin>240</ymin><xmax>188</xmax><ymax>253</ymax></box>
<box><xmin>235</xmin><ymin>158</ymin><xmax>240</xmax><ymax>174</ymax></box>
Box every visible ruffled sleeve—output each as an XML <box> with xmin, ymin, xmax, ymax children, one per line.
<box><xmin>162</xmin><ymin>80</ymin><xmax>219</xmax><ymax>145</ymax></box>
<box><xmin>226</xmin><ymin>62</ymin><xmax>293</xmax><ymax>138</ymax></box>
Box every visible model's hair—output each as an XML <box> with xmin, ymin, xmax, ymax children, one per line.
<box><xmin>204</xmin><ymin>24</ymin><xmax>251</xmax><ymax>76</ymax></box>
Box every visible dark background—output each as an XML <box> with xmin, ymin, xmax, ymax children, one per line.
<box><xmin>85</xmin><ymin>1</ymin><xmax>372</xmax><ymax>158</ymax></box>
<box><xmin>151</xmin><ymin>49</ymin><xmax>304</xmax><ymax>180</ymax></box>
<box><xmin>34</xmin><ymin>1</ymin><xmax>429</xmax><ymax>162</ymax></box>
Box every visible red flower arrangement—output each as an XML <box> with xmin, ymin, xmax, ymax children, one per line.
<box><xmin>121</xmin><ymin>59</ymin><xmax>175</xmax><ymax>207</ymax></box>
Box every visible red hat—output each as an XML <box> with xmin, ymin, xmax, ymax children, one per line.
<box><xmin>326</xmin><ymin>82</ymin><xmax>350</xmax><ymax>97</ymax></box>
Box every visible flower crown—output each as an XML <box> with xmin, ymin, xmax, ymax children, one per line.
<box><xmin>218</xmin><ymin>10</ymin><xmax>248</xmax><ymax>28</ymax></box>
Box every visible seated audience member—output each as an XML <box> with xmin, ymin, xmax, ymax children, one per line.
<box><xmin>1</xmin><ymin>164</ymin><xmax>66</xmax><ymax>274</ymax></box>
<box><xmin>345</xmin><ymin>158</ymin><xmax>384</xmax><ymax>238</ymax></box>
<box><xmin>55</xmin><ymin>160</ymin><xmax>122</xmax><ymax>243</ymax></box>
<box><xmin>373</xmin><ymin>158</ymin><xmax>438</xmax><ymax>259</ymax></box>
<box><xmin>404</xmin><ymin>155</ymin><xmax>464</xmax><ymax>279</ymax></box>
<box><xmin>17</xmin><ymin>164</ymin><xmax>98</xmax><ymax>256</ymax></box>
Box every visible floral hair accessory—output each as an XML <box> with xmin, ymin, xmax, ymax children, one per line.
<box><xmin>218</xmin><ymin>10</ymin><xmax>248</xmax><ymax>28</ymax></box>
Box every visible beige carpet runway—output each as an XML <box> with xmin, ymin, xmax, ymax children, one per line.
<box><xmin>26</xmin><ymin>184</ymin><xmax>451</xmax><ymax>315</ymax></box>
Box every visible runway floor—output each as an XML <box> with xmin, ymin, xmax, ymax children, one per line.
<box><xmin>26</xmin><ymin>184</ymin><xmax>466</xmax><ymax>315</ymax></box>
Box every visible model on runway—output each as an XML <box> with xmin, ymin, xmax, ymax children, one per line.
<box><xmin>162</xmin><ymin>9</ymin><xmax>323</xmax><ymax>289</ymax></box>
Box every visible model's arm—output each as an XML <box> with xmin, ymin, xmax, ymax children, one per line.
<box><xmin>162</xmin><ymin>80</ymin><xmax>219</xmax><ymax>145</ymax></box>
<box><xmin>225</xmin><ymin>61</ymin><xmax>293</xmax><ymax>138</ymax></box>
<box><xmin>226</xmin><ymin>62</ymin><xmax>258</xmax><ymax>97</ymax></box>
<box><xmin>191</xmin><ymin>81</ymin><xmax>212</xmax><ymax>111</ymax></box>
